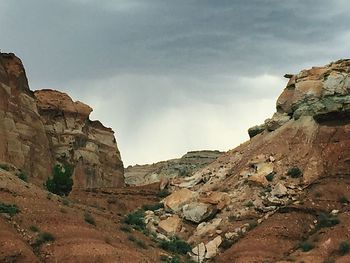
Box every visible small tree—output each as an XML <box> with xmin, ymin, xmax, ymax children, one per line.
<box><xmin>45</xmin><ymin>164</ymin><xmax>73</xmax><ymax>196</ymax></box>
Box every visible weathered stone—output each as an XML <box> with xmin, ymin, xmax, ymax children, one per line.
<box><xmin>192</xmin><ymin>242</ymin><xmax>206</xmax><ymax>263</ymax></box>
<box><xmin>271</xmin><ymin>182</ymin><xmax>288</xmax><ymax>197</ymax></box>
<box><xmin>182</xmin><ymin>202</ymin><xmax>216</xmax><ymax>223</ymax></box>
<box><xmin>199</xmin><ymin>191</ymin><xmax>231</xmax><ymax>210</ymax></box>
<box><xmin>163</xmin><ymin>188</ymin><xmax>197</xmax><ymax>212</ymax></box>
<box><xmin>248</xmin><ymin>124</ymin><xmax>266</xmax><ymax>138</ymax></box>
<box><xmin>205</xmin><ymin>236</ymin><xmax>222</xmax><ymax>259</ymax></box>
<box><xmin>158</xmin><ymin>215</ymin><xmax>181</xmax><ymax>235</ymax></box>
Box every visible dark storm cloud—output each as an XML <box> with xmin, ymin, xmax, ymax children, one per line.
<box><xmin>1</xmin><ymin>0</ymin><xmax>350</xmax><ymax>164</ymax></box>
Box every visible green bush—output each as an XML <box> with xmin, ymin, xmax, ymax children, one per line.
<box><xmin>124</xmin><ymin>210</ymin><xmax>145</xmax><ymax>230</ymax></box>
<box><xmin>299</xmin><ymin>241</ymin><xmax>314</xmax><ymax>252</ymax></box>
<box><xmin>265</xmin><ymin>173</ymin><xmax>274</xmax><ymax>182</ymax></box>
<box><xmin>159</xmin><ymin>236</ymin><xmax>191</xmax><ymax>255</ymax></box>
<box><xmin>0</xmin><ymin>203</ymin><xmax>19</xmax><ymax>216</ymax></box>
<box><xmin>120</xmin><ymin>225</ymin><xmax>132</xmax><ymax>232</ymax></box>
<box><xmin>29</xmin><ymin>225</ymin><xmax>39</xmax><ymax>232</ymax></box>
<box><xmin>287</xmin><ymin>167</ymin><xmax>302</xmax><ymax>178</ymax></box>
<box><xmin>316</xmin><ymin>213</ymin><xmax>340</xmax><ymax>229</ymax></box>
<box><xmin>16</xmin><ymin>170</ymin><xmax>28</xmax><ymax>182</ymax></box>
<box><xmin>135</xmin><ymin>239</ymin><xmax>148</xmax><ymax>249</ymax></box>
<box><xmin>142</xmin><ymin>203</ymin><xmax>164</xmax><ymax>211</ymax></box>
<box><xmin>84</xmin><ymin>212</ymin><xmax>96</xmax><ymax>226</ymax></box>
<box><xmin>33</xmin><ymin>232</ymin><xmax>55</xmax><ymax>248</ymax></box>
<box><xmin>62</xmin><ymin>198</ymin><xmax>70</xmax><ymax>206</ymax></box>
<box><xmin>339</xmin><ymin>241</ymin><xmax>350</xmax><ymax>256</ymax></box>
<box><xmin>0</xmin><ymin>164</ymin><xmax>9</xmax><ymax>171</ymax></box>
<box><xmin>244</xmin><ymin>201</ymin><xmax>254</xmax><ymax>208</ymax></box>
<box><xmin>45</xmin><ymin>164</ymin><xmax>73</xmax><ymax>196</ymax></box>
<box><xmin>338</xmin><ymin>196</ymin><xmax>349</xmax><ymax>204</ymax></box>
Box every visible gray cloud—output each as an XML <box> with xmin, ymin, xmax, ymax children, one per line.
<box><xmin>1</xmin><ymin>0</ymin><xmax>350</xmax><ymax>164</ymax></box>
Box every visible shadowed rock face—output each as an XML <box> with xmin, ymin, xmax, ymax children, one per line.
<box><xmin>0</xmin><ymin>53</ymin><xmax>124</xmax><ymax>188</ymax></box>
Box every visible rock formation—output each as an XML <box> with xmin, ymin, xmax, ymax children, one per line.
<box><xmin>0</xmin><ymin>52</ymin><xmax>124</xmax><ymax>188</ymax></box>
<box><xmin>35</xmin><ymin>90</ymin><xmax>124</xmax><ymax>188</ymax></box>
<box><xmin>124</xmin><ymin>150</ymin><xmax>223</xmax><ymax>186</ymax></box>
<box><xmin>136</xmin><ymin>59</ymin><xmax>350</xmax><ymax>262</ymax></box>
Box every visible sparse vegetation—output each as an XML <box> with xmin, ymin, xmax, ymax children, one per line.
<box><xmin>32</xmin><ymin>232</ymin><xmax>55</xmax><ymax>248</ymax></box>
<box><xmin>124</xmin><ymin>210</ymin><xmax>145</xmax><ymax>230</ymax></box>
<box><xmin>228</xmin><ymin>215</ymin><xmax>237</xmax><ymax>222</ymax></box>
<box><xmin>159</xmin><ymin>236</ymin><xmax>191</xmax><ymax>255</ymax></box>
<box><xmin>157</xmin><ymin>189</ymin><xmax>170</xmax><ymax>198</ymax></box>
<box><xmin>287</xmin><ymin>167</ymin><xmax>302</xmax><ymax>178</ymax></box>
<box><xmin>120</xmin><ymin>225</ymin><xmax>132</xmax><ymax>232</ymax></box>
<box><xmin>0</xmin><ymin>202</ymin><xmax>19</xmax><ymax>216</ymax></box>
<box><xmin>339</xmin><ymin>241</ymin><xmax>350</xmax><ymax>256</ymax></box>
<box><xmin>244</xmin><ymin>201</ymin><xmax>254</xmax><ymax>208</ymax></box>
<box><xmin>0</xmin><ymin>164</ymin><xmax>9</xmax><ymax>171</ymax></box>
<box><xmin>316</xmin><ymin>213</ymin><xmax>340</xmax><ymax>229</ymax></box>
<box><xmin>127</xmin><ymin>234</ymin><xmax>147</xmax><ymax>249</ymax></box>
<box><xmin>142</xmin><ymin>203</ymin><xmax>164</xmax><ymax>211</ymax></box>
<box><xmin>29</xmin><ymin>225</ymin><xmax>39</xmax><ymax>232</ymax></box>
<box><xmin>62</xmin><ymin>197</ymin><xmax>70</xmax><ymax>206</ymax></box>
<box><xmin>247</xmin><ymin>219</ymin><xmax>258</xmax><ymax>230</ymax></box>
<box><xmin>338</xmin><ymin>196</ymin><xmax>349</xmax><ymax>204</ymax></box>
<box><xmin>220</xmin><ymin>238</ymin><xmax>234</xmax><ymax>250</ymax></box>
<box><xmin>45</xmin><ymin>164</ymin><xmax>73</xmax><ymax>196</ymax></box>
<box><xmin>299</xmin><ymin>241</ymin><xmax>314</xmax><ymax>252</ymax></box>
<box><xmin>84</xmin><ymin>212</ymin><xmax>96</xmax><ymax>226</ymax></box>
<box><xmin>265</xmin><ymin>173</ymin><xmax>274</xmax><ymax>182</ymax></box>
<box><xmin>16</xmin><ymin>170</ymin><xmax>28</xmax><ymax>182</ymax></box>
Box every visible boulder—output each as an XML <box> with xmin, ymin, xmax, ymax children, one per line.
<box><xmin>182</xmin><ymin>202</ymin><xmax>216</xmax><ymax>223</ymax></box>
<box><xmin>271</xmin><ymin>182</ymin><xmax>288</xmax><ymax>197</ymax></box>
<box><xmin>205</xmin><ymin>236</ymin><xmax>222</xmax><ymax>259</ymax></box>
<box><xmin>158</xmin><ymin>215</ymin><xmax>181</xmax><ymax>235</ymax></box>
<box><xmin>192</xmin><ymin>242</ymin><xmax>206</xmax><ymax>263</ymax></box>
<box><xmin>163</xmin><ymin>188</ymin><xmax>197</xmax><ymax>212</ymax></box>
<box><xmin>199</xmin><ymin>191</ymin><xmax>231</xmax><ymax>210</ymax></box>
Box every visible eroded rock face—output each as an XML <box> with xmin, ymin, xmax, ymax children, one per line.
<box><xmin>124</xmin><ymin>150</ymin><xmax>223</xmax><ymax>186</ymax></box>
<box><xmin>0</xmin><ymin>52</ymin><xmax>124</xmax><ymax>188</ymax></box>
<box><xmin>0</xmin><ymin>53</ymin><xmax>52</xmax><ymax>182</ymax></box>
<box><xmin>34</xmin><ymin>89</ymin><xmax>124</xmax><ymax>188</ymax></box>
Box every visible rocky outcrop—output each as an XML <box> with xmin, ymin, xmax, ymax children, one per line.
<box><xmin>34</xmin><ymin>90</ymin><xmax>124</xmax><ymax>188</ymax></box>
<box><xmin>136</xmin><ymin>59</ymin><xmax>350</xmax><ymax>263</ymax></box>
<box><xmin>124</xmin><ymin>150</ymin><xmax>222</xmax><ymax>186</ymax></box>
<box><xmin>0</xmin><ymin>52</ymin><xmax>124</xmax><ymax>188</ymax></box>
<box><xmin>0</xmin><ymin>53</ymin><xmax>52</xmax><ymax>182</ymax></box>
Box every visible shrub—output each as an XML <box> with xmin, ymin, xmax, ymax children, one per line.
<box><xmin>159</xmin><ymin>237</ymin><xmax>191</xmax><ymax>255</ymax></box>
<box><xmin>0</xmin><ymin>203</ymin><xmax>19</xmax><ymax>216</ymax></box>
<box><xmin>142</xmin><ymin>203</ymin><xmax>164</xmax><ymax>211</ymax></box>
<box><xmin>16</xmin><ymin>170</ymin><xmax>28</xmax><ymax>182</ymax></box>
<box><xmin>338</xmin><ymin>196</ymin><xmax>349</xmax><ymax>204</ymax></box>
<box><xmin>33</xmin><ymin>232</ymin><xmax>55</xmax><ymax>248</ymax></box>
<box><xmin>157</xmin><ymin>189</ymin><xmax>170</xmax><ymax>198</ymax></box>
<box><xmin>128</xmin><ymin>235</ymin><xmax>136</xmax><ymax>242</ymax></box>
<box><xmin>62</xmin><ymin>198</ymin><xmax>70</xmax><ymax>206</ymax></box>
<box><xmin>244</xmin><ymin>201</ymin><xmax>254</xmax><ymax>208</ymax></box>
<box><xmin>124</xmin><ymin>210</ymin><xmax>145</xmax><ymax>230</ymax></box>
<box><xmin>45</xmin><ymin>164</ymin><xmax>73</xmax><ymax>196</ymax></box>
<box><xmin>265</xmin><ymin>173</ymin><xmax>274</xmax><ymax>182</ymax></box>
<box><xmin>316</xmin><ymin>213</ymin><xmax>340</xmax><ymax>229</ymax></box>
<box><xmin>0</xmin><ymin>164</ymin><xmax>9</xmax><ymax>171</ymax></box>
<box><xmin>299</xmin><ymin>241</ymin><xmax>314</xmax><ymax>252</ymax></box>
<box><xmin>287</xmin><ymin>167</ymin><xmax>302</xmax><ymax>178</ymax></box>
<box><xmin>339</xmin><ymin>241</ymin><xmax>350</xmax><ymax>256</ymax></box>
<box><xmin>29</xmin><ymin>225</ymin><xmax>39</xmax><ymax>232</ymax></box>
<box><xmin>120</xmin><ymin>225</ymin><xmax>132</xmax><ymax>232</ymax></box>
<box><xmin>135</xmin><ymin>239</ymin><xmax>148</xmax><ymax>249</ymax></box>
<box><xmin>84</xmin><ymin>212</ymin><xmax>96</xmax><ymax>226</ymax></box>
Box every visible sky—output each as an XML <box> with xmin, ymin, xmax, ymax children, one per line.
<box><xmin>1</xmin><ymin>0</ymin><xmax>350</xmax><ymax>165</ymax></box>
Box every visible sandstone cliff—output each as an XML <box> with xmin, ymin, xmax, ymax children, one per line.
<box><xmin>124</xmin><ymin>150</ymin><xmax>223</xmax><ymax>186</ymax></box>
<box><xmin>0</xmin><ymin>52</ymin><xmax>124</xmax><ymax>188</ymax></box>
<box><xmin>139</xmin><ymin>59</ymin><xmax>350</xmax><ymax>263</ymax></box>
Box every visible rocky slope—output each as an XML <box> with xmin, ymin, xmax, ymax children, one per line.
<box><xmin>124</xmin><ymin>150</ymin><xmax>223</xmax><ymax>186</ymax></box>
<box><xmin>138</xmin><ymin>59</ymin><xmax>350</xmax><ymax>263</ymax></box>
<box><xmin>0</xmin><ymin>52</ymin><xmax>124</xmax><ymax>188</ymax></box>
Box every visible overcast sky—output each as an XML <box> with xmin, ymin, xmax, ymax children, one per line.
<box><xmin>1</xmin><ymin>0</ymin><xmax>350</xmax><ymax>165</ymax></box>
